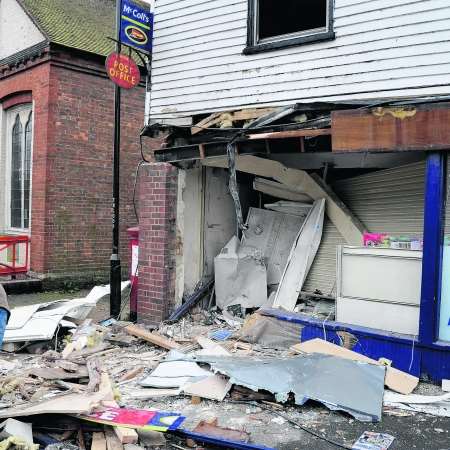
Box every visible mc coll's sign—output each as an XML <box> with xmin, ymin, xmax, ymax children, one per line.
<box><xmin>120</xmin><ymin>0</ymin><xmax>153</xmax><ymax>54</ymax></box>
<box><xmin>106</xmin><ymin>53</ymin><xmax>141</xmax><ymax>89</ymax></box>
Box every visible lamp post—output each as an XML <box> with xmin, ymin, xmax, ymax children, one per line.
<box><xmin>110</xmin><ymin>0</ymin><xmax>122</xmax><ymax>317</ymax></box>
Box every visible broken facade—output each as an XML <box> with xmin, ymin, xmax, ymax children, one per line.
<box><xmin>133</xmin><ymin>0</ymin><xmax>450</xmax><ymax>384</ymax></box>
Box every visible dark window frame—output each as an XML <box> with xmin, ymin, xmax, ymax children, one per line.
<box><xmin>244</xmin><ymin>0</ymin><xmax>335</xmax><ymax>55</ymax></box>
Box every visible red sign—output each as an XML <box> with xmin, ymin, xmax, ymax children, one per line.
<box><xmin>106</xmin><ymin>52</ymin><xmax>140</xmax><ymax>89</ymax></box>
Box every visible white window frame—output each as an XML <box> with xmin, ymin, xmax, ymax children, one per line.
<box><xmin>2</xmin><ymin>104</ymin><xmax>33</xmax><ymax>234</ymax></box>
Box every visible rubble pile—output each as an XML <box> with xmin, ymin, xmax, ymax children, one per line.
<box><xmin>1</xmin><ymin>282</ymin><xmax>449</xmax><ymax>450</ymax></box>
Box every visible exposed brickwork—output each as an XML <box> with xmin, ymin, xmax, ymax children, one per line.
<box><xmin>0</xmin><ymin>49</ymin><xmax>145</xmax><ymax>282</ymax></box>
<box><xmin>137</xmin><ymin>163</ymin><xmax>178</xmax><ymax>325</ymax></box>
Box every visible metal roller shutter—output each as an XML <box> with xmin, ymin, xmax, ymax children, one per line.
<box><xmin>303</xmin><ymin>161</ymin><xmax>427</xmax><ymax>296</ymax></box>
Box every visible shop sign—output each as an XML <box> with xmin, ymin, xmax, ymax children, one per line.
<box><xmin>106</xmin><ymin>53</ymin><xmax>141</xmax><ymax>89</ymax></box>
<box><xmin>120</xmin><ymin>0</ymin><xmax>153</xmax><ymax>54</ymax></box>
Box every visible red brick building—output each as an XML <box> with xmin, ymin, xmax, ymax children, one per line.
<box><xmin>0</xmin><ymin>0</ymin><xmax>145</xmax><ymax>285</ymax></box>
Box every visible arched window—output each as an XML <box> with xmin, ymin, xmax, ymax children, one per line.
<box><xmin>24</xmin><ymin>112</ymin><xmax>32</xmax><ymax>229</ymax></box>
<box><xmin>10</xmin><ymin>115</ymin><xmax>23</xmax><ymax>229</ymax></box>
<box><xmin>6</xmin><ymin>106</ymin><xmax>33</xmax><ymax>230</ymax></box>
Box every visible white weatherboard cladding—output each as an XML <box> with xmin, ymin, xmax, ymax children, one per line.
<box><xmin>0</xmin><ymin>0</ymin><xmax>45</xmax><ymax>60</ymax></box>
<box><xmin>149</xmin><ymin>0</ymin><xmax>450</xmax><ymax>118</ymax></box>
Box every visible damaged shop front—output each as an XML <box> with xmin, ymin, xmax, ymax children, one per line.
<box><xmin>138</xmin><ymin>99</ymin><xmax>450</xmax><ymax>383</ymax></box>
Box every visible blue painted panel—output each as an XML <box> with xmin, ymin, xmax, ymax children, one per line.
<box><xmin>439</xmin><ymin>246</ymin><xmax>450</xmax><ymax>341</ymax></box>
<box><xmin>300</xmin><ymin>324</ymin><xmax>421</xmax><ymax>376</ymax></box>
<box><xmin>421</xmin><ymin>347</ymin><xmax>450</xmax><ymax>382</ymax></box>
<box><xmin>419</xmin><ymin>152</ymin><xmax>446</xmax><ymax>344</ymax></box>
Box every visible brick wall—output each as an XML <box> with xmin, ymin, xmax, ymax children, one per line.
<box><xmin>0</xmin><ymin>49</ymin><xmax>144</xmax><ymax>282</ymax></box>
<box><xmin>44</xmin><ymin>60</ymin><xmax>144</xmax><ymax>280</ymax></box>
<box><xmin>137</xmin><ymin>162</ymin><xmax>178</xmax><ymax>325</ymax></box>
<box><xmin>0</xmin><ymin>58</ymin><xmax>51</xmax><ymax>274</ymax></box>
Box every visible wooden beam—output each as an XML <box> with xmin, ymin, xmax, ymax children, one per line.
<box><xmin>253</xmin><ymin>178</ymin><xmax>313</xmax><ymax>203</ymax></box>
<box><xmin>248</xmin><ymin>129</ymin><xmax>331</xmax><ymax>140</ymax></box>
<box><xmin>124</xmin><ymin>325</ymin><xmax>180</xmax><ymax>350</ymax></box>
<box><xmin>332</xmin><ymin>103</ymin><xmax>450</xmax><ymax>152</ymax></box>
<box><xmin>91</xmin><ymin>433</ymin><xmax>107</xmax><ymax>450</ymax></box>
<box><xmin>202</xmin><ymin>155</ymin><xmax>365</xmax><ymax>245</ymax></box>
<box><xmin>191</xmin><ymin>108</ymin><xmax>276</xmax><ymax>135</ymax></box>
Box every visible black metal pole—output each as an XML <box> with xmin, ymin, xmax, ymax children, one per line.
<box><xmin>110</xmin><ymin>0</ymin><xmax>122</xmax><ymax>317</ymax></box>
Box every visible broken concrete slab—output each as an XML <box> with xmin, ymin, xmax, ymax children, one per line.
<box><xmin>191</xmin><ymin>353</ymin><xmax>385</xmax><ymax>422</ymax></box>
<box><xmin>136</xmin><ymin>430</ymin><xmax>166</xmax><ymax>448</ymax></box>
<box><xmin>214</xmin><ymin>236</ymin><xmax>268</xmax><ymax>311</ymax></box>
<box><xmin>273</xmin><ymin>199</ymin><xmax>325</xmax><ymax>310</ymax></box>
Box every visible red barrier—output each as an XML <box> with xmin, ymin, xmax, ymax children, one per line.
<box><xmin>0</xmin><ymin>235</ymin><xmax>29</xmax><ymax>275</ymax></box>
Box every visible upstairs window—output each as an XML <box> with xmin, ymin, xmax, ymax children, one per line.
<box><xmin>245</xmin><ymin>0</ymin><xmax>335</xmax><ymax>54</ymax></box>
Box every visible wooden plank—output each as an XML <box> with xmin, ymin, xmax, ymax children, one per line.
<box><xmin>253</xmin><ymin>177</ymin><xmax>312</xmax><ymax>203</ymax></box>
<box><xmin>91</xmin><ymin>432</ymin><xmax>107</xmax><ymax>450</ymax></box>
<box><xmin>291</xmin><ymin>338</ymin><xmax>419</xmax><ymax>395</ymax></box>
<box><xmin>191</xmin><ymin>108</ymin><xmax>276</xmax><ymax>135</ymax></box>
<box><xmin>248</xmin><ymin>128</ymin><xmax>331</xmax><ymax>140</ymax></box>
<box><xmin>202</xmin><ymin>155</ymin><xmax>365</xmax><ymax>245</ymax></box>
<box><xmin>332</xmin><ymin>103</ymin><xmax>450</xmax><ymax>152</ymax></box>
<box><xmin>104</xmin><ymin>428</ymin><xmax>124</xmax><ymax>450</ymax></box>
<box><xmin>124</xmin><ymin>325</ymin><xmax>180</xmax><ymax>350</ymax></box>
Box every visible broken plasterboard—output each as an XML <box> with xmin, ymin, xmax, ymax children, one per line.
<box><xmin>273</xmin><ymin>199</ymin><xmax>325</xmax><ymax>311</ymax></box>
<box><xmin>214</xmin><ymin>236</ymin><xmax>268</xmax><ymax>311</ymax></box>
<box><xmin>243</xmin><ymin>208</ymin><xmax>308</xmax><ymax>285</ymax></box>
<box><xmin>192</xmin><ymin>353</ymin><xmax>385</xmax><ymax>422</ymax></box>
<box><xmin>0</xmin><ymin>419</ymin><xmax>33</xmax><ymax>444</ymax></box>
<box><xmin>383</xmin><ymin>390</ymin><xmax>450</xmax><ymax>417</ymax></box>
<box><xmin>140</xmin><ymin>359</ymin><xmax>212</xmax><ymax>389</ymax></box>
<box><xmin>3</xmin><ymin>282</ymin><xmax>130</xmax><ymax>343</ymax></box>
<box><xmin>291</xmin><ymin>338</ymin><xmax>419</xmax><ymax>395</ymax></box>
<box><xmin>183</xmin><ymin>374</ymin><xmax>232</xmax><ymax>401</ymax></box>
<box><xmin>6</xmin><ymin>304</ymin><xmax>41</xmax><ymax>330</ymax></box>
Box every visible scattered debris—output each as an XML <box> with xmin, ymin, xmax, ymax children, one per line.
<box><xmin>352</xmin><ymin>432</ymin><xmax>395</xmax><ymax>450</ymax></box>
